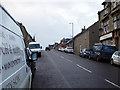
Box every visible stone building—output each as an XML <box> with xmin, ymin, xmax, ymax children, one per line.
<box><xmin>18</xmin><ymin>23</ymin><xmax>34</xmax><ymax>48</ymax></box>
<box><xmin>98</xmin><ymin>0</ymin><xmax>120</xmax><ymax>50</ymax></box>
<box><xmin>74</xmin><ymin>21</ymin><xmax>99</xmax><ymax>55</ymax></box>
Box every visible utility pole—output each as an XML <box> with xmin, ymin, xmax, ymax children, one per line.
<box><xmin>69</xmin><ymin>22</ymin><xmax>74</xmax><ymax>49</ymax></box>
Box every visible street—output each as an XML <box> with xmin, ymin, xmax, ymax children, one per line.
<box><xmin>32</xmin><ymin>50</ymin><xmax>120</xmax><ymax>88</ymax></box>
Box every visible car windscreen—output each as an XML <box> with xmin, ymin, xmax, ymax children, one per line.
<box><xmin>103</xmin><ymin>46</ymin><xmax>116</xmax><ymax>52</ymax></box>
<box><xmin>93</xmin><ymin>45</ymin><xmax>102</xmax><ymax>51</ymax></box>
<box><xmin>67</xmin><ymin>47</ymin><xmax>73</xmax><ymax>49</ymax></box>
<box><xmin>118</xmin><ymin>52</ymin><xmax>120</xmax><ymax>56</ymax></box>
<box><xmin>29</xmin><ymin>44</ymin><xmax>40</xmax><ymax>49</ymax></box>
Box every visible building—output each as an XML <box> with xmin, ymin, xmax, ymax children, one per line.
<box><xmin>53</xmin><ymin>43</ymin><xmax>59</xmax><ymax>50</ymax></box>
<box><xmin>74</xmin><ymin>21</ymin><xmax>100</xmax><ymax>55</ymax></box>
<box><xmin>65</xmin><ymin>38</ymin><xmax>74</xmax><ymax>47</ymax></box>
<box><xmin>18</xmin><ymin>23</ymin><xmax>35</xmax><ymax>48</ymax></box>
<box><xmin>60</xmin><ymin>38</ymin><xmax>71</xmax><ymax>45</ymax></box>
<box><xmin>98</xmin><ymin>0</ymin><xmax>120</xmax><ymax>50</ymax></box>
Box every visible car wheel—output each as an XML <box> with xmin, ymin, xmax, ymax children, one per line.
<box><xmin>96</xmin><ymin>57</ymin><xmax>100</xmax><ymax>62</ymax></box>
<box><xmin>89</xmin><ymin>55</ymin><xmax>91</xmax><ymax>59</ymax></box>
<box><xmin>111</xmin><ymin>59</ymin><xmax>114</xmax><ymax>65</ymax></box>
<box><xmin>82</xmin><ymin>55</ymin><xmax>84</xmax><ymax>58</ymax></box>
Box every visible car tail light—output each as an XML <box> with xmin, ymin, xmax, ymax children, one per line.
<box><xmin>101</xmin><ymin>49</ymin><xmax>103</xmax><ymax>55</ymax></box>
<box><xmin>84</xmin><ymin>51</ymin><xmax>86</xmax><ymax>53</ymax></box>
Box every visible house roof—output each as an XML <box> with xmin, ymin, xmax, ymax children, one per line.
<box><xmin>73</xmin><ymin>21</ymin><xmax>99</xmax><ymax>39</ymax></box>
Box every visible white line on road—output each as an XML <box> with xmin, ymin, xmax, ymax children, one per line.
<box><xmin>60</xmin><ymin>56</ymin><xmax>72</xmax><ymax>63</ymax></box>
<box><xmin>105</xmin><ymin>79</ymin><xmax>120</xmax><ymax>88</ymax></box>
<box><xmin>76</xmin><ymin>64</ymin><xmax>92</xmax><ymax>73</ymax></box>
<box><xmin>66</xmin><ymin>59</ymin><xmax>73</xmax><ymax>63</ymax></box>
<box><xmin>60</xmin><ymin>56</ymin><xmax>65</xmax><ymax>59</ymax></box>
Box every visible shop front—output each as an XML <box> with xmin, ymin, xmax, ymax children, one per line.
<box><xmin>100</xmin><ymin>32</ymin><xmax>114</xmax><ymax>45</ymax></box>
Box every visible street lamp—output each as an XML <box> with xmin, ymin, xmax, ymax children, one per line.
<box><xmin>69</xmin><ymin>22</ymin><xmax>74</xmax><ymax>49</ymax></box>
<box><xmin>69</xmin><ymin>22</ymin><xmax>74</xmax><ymax>38</ymax></box>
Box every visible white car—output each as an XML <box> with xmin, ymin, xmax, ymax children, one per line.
<box><xmin>58</xmin><ymin>47</ymin><xmax>62</xmax><ymax>51</ymax></box>
<box><xmin>0</xmin><ymin>5</ymin><xmax>32</xmax><ymax>89</ymax></box>
<box><xmin>111</xmin><ymin>51</ymin><xmax>120</xmax><ymax>65</ymax></box>
<box><xmin>65</xmin><ymin>47</ymin><xmax>74</xmax><ymax>53</ymax></box>
<box><xmin>59</xmin><ymin>47</ymin><xmax>65</xmax><ymax>52</ymax></box>
<box><xmin>28</xmin><ymin>42</ymin><xmax>42</xmax><ymax>57</ymax></box>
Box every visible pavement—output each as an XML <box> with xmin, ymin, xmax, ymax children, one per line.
<box><xmin>32</xmin><ymin>50</ymin><xmax>120</xmax><ymax>88</ymax></box>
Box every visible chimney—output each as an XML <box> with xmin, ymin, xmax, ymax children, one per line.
<box><xmin>82</xmin><ymin>26</ymin><xmax>86</xmax><ymax>32</ymax></box>
<box><xmin>84</xmin><ymin>26</ymin><xmax>85</xmax><ymax>30</ymax></box>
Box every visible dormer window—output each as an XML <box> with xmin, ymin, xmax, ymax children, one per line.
<box><xmin>104</xmin><ymin>4</ymin><xmax>107</xmax><ymax>9</ymax></box>
<box><xmin>113</xmin><ymin>0</ymin><xmax>119</xmax><ymax>8</ymax></box>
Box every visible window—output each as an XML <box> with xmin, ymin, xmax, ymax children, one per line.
<box><xmin>114</xmin><ymin>21</ymin><xmax>117</xmax><ymax>29</ymax></box>
<box><xmin>93</xmin><ymin>45</ymin><xmax>102</xmax><ymax>51</ymax></box>
<box><xmin>103</xmin><ymin>46</ymin><xmax>116</xmax><ymax>52</ymax></box>
<box><xmin>118</xmin><ymin>52</ymin><xmax>120</xmax><ymax>56</ymax></box>
<box><xmin>105</xmin><ymin>9</ymin><xmax>108</xmax><ymax>15</ymax></box>
<box><xmin>29</xmin><ymin>44</ymin><xmax>40</xmax><ymax>49</ymax></box>
<box><xmin>104</xmin><ymin>21</ymin><xmax>109</xmax><ymax>33</ymax></box>
<box><xmin>113</xmin><ymin>14</ymin><xmax>120</xmax><ymax>29</ymax></box>
<box><xmin>113</xmin><ymin>0</ymin><xmax>119</xmax><ymax>8</ymax></box>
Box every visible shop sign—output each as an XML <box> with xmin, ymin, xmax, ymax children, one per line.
<box><xmin>100</xmin><ymin>33</ymin><xmax>112</xmax><ymax>41</ymax></box>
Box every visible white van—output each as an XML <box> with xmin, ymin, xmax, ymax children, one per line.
<box><xmin>0</xmin><ymin>5</ymin><xmax>32</xmax><ymax>89</ymax></box>
<box><xmin>28</xmin><ymin>42</ymin><xmax>41</xmax><ymax>57</ymax></box>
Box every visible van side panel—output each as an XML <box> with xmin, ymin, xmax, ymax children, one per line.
<box><xmin>0</xmin><ymin>6</ymin><xmax>32</xmax><ymax>89</ymax></box>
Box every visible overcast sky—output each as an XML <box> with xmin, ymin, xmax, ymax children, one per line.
<box><xmin>1</xmin><ymin>0</ymin><xmax>104</xmax><ymax>49</ymax></box>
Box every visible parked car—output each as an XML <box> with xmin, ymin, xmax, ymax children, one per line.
<box><xmin>64</xmin><ymin>47</ymin><xmax>74</xmax><ymax>53</ymax></box>
<box><xmin>60</xmin><ymin>47</ymin><xmax>66</xmax><ymax>52</ymax></box>
<box><xmin>45</xmin><ymin>47</ymin><xmax>50</xmax><ymax>51</ymax></box>
<box><xmin>111</xmin><ymin>51</ymin><xmax>120</xmax><ymax>65</ymax></box>
<box><xmin>89</xmin><ymin>43</ymin><xmax>116</xmax><ymax>62</ymax></box>
<box><xmin>0</xmin><ymin>5</ymin><xmax>32</xmax><ymax>89</ymax></box>
<box><xmin>28</xmin><ymin>42</ymin><xmax>42</xmax><ymax>57</ymax></box>
<box><xmin>81</xmin><ymin>48</ymin><xmax>91</xmax><ymax>58</ymax></box>
<box><xmin>58</xmin><ymin>47</ymin><xmax>62</xmax><ymax>51</ymax></box>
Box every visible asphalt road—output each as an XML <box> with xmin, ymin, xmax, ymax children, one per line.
<box><xmin>32</xmin><ymin>50</ymin><xmax>120</xmax><ymax>88</ymax></box>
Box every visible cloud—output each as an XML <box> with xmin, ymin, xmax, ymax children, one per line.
<box><xmin>1</xmin><ymin>0</ymin><xmax>104</xmax><ymax>49</ymax></box>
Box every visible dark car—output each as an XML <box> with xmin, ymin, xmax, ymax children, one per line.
<box><xmin>45</xmin><ymin>47</ymin><xmax>50</xmax><ymax>51</ymax></box>
<box><xmin>81</xmin><ymin>48</ymin><xmax>91</xmax><ymax>58</ymax></box>
<box><xmin>89</xmin><ymin>43</ymin><xmax>116</xmax><ymax>62</ymax></box>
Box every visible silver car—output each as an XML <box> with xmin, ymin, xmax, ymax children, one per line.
<box><xmin>111</xmin><ymin>51</ymin><xmax>120</xmax><ymax>65</ymax></box>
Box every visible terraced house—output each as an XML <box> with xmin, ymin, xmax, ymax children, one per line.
<box><xmin>98</xmin><ymin>0</ymin><xmax>120</xmax><ymax>50</ymax></box>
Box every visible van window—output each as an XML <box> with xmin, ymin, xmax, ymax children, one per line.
<box><xmin>29</xmin><ymin>44</ymin><xmax>40</xmax><ymax>49</ymax></box>
<box><xmin>103</xmin><ymin>46</ymin><xmax>116</xmax><ymax>52</ymax></box>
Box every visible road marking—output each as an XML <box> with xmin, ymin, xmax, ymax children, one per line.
<box><xmin>60</xmin><ymin>56</ymin><xmax>64</xmax><ymax>59</ymax></box>
<box><xmin>76</xmin><ymin>64</ymin><xmax>92</xmax><ymax>73</ymax></box>
<box><xmin>105</xmin><ymin>79</ymin><xmax>120</xmax><ymax>88</ymax></box>
<box><xmin>66</xmin><ymin>59</ymin><xmax>72</xmax><ymax>63</ymax></box>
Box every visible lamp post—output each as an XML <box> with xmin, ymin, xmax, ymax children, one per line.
<box><xmin>69</xmin><ymin>22</ymin><xmax>74</xmax><ymax>49</ymax></box>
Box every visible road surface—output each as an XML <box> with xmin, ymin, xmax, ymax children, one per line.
<box><xmin>32</xmin><ymin>50</ymin><xmax>120</xmax><ymax>88</ymax></box>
